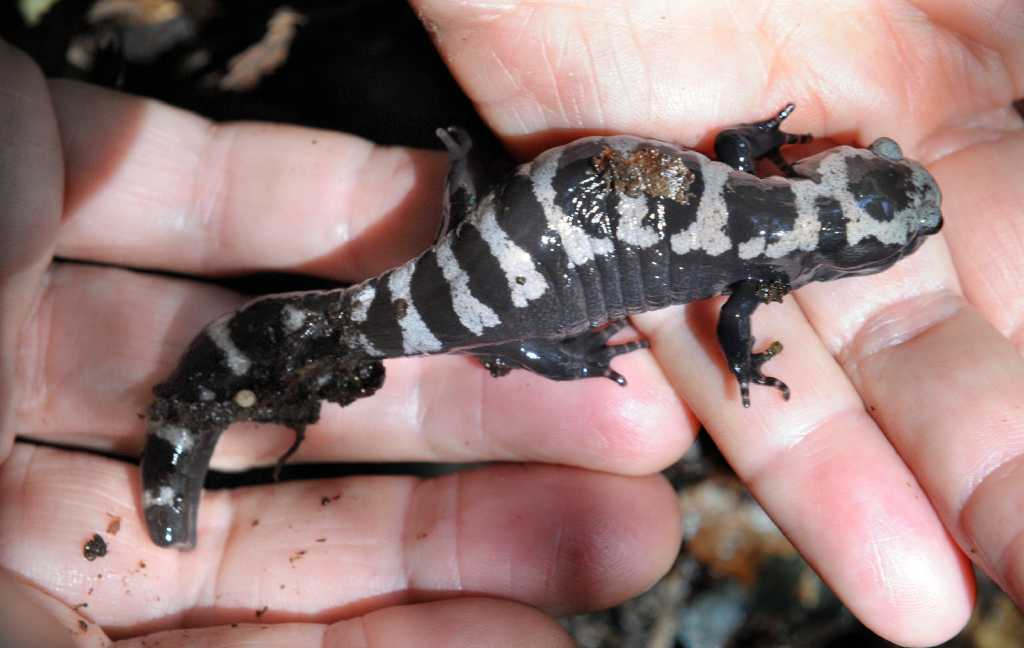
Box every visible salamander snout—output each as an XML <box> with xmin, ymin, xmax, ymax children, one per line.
<box><xmin>865</xmin><ymin>137</ymin><xmax>943</xmax><ymax>241</ymax></box>
<box><xmin>906</xmin><ymin>158</ymin><xmax>943</xmax><ymax>238</ymax></box>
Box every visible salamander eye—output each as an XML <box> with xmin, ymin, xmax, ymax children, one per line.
<box><xmin>869</xmin><ymin>137</ymin><xmax>903</xmax><ymax>161</ymax></box>
<box><xmin>858</xmin><ymin>194</ymin><xmax>895</xmax><ymax>222</ymax></box>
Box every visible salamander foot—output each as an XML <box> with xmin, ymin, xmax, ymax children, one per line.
<box><xmin>470</xmin><ymin>320</ymin><xmax>649</xmax><ymax>386</ymax></box>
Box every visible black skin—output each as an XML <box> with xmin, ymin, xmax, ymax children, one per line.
<box><xmin>441</xmin><ymin>104</ymin><xmax>809</xmax><ymax>406</ymax></box>
<box><xmin>470</xmin><ymin>320</ymin><xmax>650</xmax><ymax>386</ymax></box>
<box><xmin>708</xmin><ymin>104</ymin><xmax>810</xmax><ymax>405</ymax></box>
<box><xmin>141</xmin><ymin>105</ymin><xmax>853</xmax><ymax>549</ymax></box>
<box><xmin>435</xmin><ymin>128</ymin><xmax>656</xmax><ymax>387</ymax></box>
<box><xmin>142</xmin><ymin>294</ymin><xmax>386</xmax><ymax>548</ymax></box>
<box><xmin>716</xmin><ymin>278</ymin><xmax>792</xmax><ymax>408</ymax></box>
<box><xmin>714</xmin><ymin>102</ymin><xmax>813</xmax><ymax>176</ymax></box>
<box><xmin>434</xmin><ymin>126</ymin><xmax>515</xmax><ymax>241</ymax></box>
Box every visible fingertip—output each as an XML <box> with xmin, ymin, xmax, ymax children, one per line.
<box><xmin>593</xmin><ymin>386</ymin><xmax>698</xmax><ymax>474</ymax></box>
<box><xmin>862</xmin><ymin>552</ymin><xmax>974</xmax><ymax>647</ymax></box>
<box><xmin>574</xmin><ymin>470</ymin><xmax>683</xmax><ymax>604</ymax></box>
<box><xmin>0</xmin><ymin>39</ymin><xmax>62</xmax><ymax>275</ymax></box>
<box><xmin>447</xmin><ymin>466</ymin><xmax>681</xmax><ymax>613</ymax></box>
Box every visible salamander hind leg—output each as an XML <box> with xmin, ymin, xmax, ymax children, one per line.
<box><xmin>435</xmin><ymin>126</ymin><xmax>478</xmax><ymax>242</ymax></box>
<box><xmin>716</xmin><ymin>278</ymin><xmax>792</xmax><ymax>407</ymax></box>
<box><xmin>713</xmin><ymin>103</ymin><xmax>813</xmax><ymax>176</ymax></box>
<box><xmin>435</xmin><ymin>126</ymin><xmax>512</xmax><ymax>242</ymax></box>
<box><xmin>469</xmin><ymin>320</ymin><xmax>649</xmax><ymax>386</ymax></box>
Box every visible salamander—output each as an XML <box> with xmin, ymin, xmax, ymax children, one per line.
<box><xmin>140</xmin><ymin>104</ymin><xmax>943</xmax><ymax>549</ymax></box>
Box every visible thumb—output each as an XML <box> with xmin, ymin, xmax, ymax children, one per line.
<box><xmin>0</xmin><ymin>39</ymin><xmax>63</xmax><ymax>462</ymax></box>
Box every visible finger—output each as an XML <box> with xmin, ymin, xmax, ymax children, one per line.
<box><xmin>932</xmin><ymin>128</ymin><xmax>1024</xmax><ymax>345</ymax></box>
<box><xmin>410</xmin><ymin>0</ymin><xmax>1015</xmax><ymax>151</ymax></box>
<box><xmin>634</xmin><ymin>245</ymin><xmax>973</xmax><ymax>647</ymax></box>
<box><xmin>51</xmin><ymin>80</ymin><xmax>447</xmax><ymax>281</ymax></box>
<box><xmin>0</xmin><ymin>571</ymin><xmax>84</xmax><ymax>648</ymax></box>
<box><xmin>0</xmin><ymin>40</ymin><xmax>64</xmax><ymax>463</ymax></box>
<box><xmin>0</xmin><ymin>571</ymin><xmax>572</xmax><ymax>647</ymax></box>
<box><xmin>17</xmin><ymin>263</ymin><xmax>692</xmax><ymax>474</ymax></box>
<box><xmin>0</xmin><ymin>40</ymin><xmax>62</xmax><ymax>274</ymax></box>
<box><xmin>106</xmin><ymin>599</ymin><xmax>571</xmax><ymax>647</ymax></box>
<box><xmin>324</xmin><ymin>598</ymin><xmax>572</xmax><ymax>648</ymax></box>
<box><xmin>842</xmin><ymin>300</ymin><xmax>1024</xmax><ymax>603</ymax></box>
<box><xmin>0</xmin><ymin>444</ymin><xmax>680</xmax><ymax>633</ymax></box>
<box><xmin>797</xmin><ymin>144</ymin><xmax>1024</xmax><ymax>608</ymax></box>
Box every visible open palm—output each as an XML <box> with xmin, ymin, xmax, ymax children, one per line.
<box><xmin>1</xmin><ymin>1</ymin><xmax>1022</xmax><ymax>646</ymax></box>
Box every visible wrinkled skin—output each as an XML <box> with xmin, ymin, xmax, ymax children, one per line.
<box><xmin>1</xmin><ymin>2</ymin><xmax>1022</xmax><ymax>646</ymax></box>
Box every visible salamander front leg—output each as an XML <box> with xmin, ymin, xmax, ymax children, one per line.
<box><xmin>714</xmin><ymin>103</ymin><xmax>813</xmax><ymax>176</ymax></box>
<box><xmin>716</xmin><ymin>279</ymin><xmax>792</xmax><ymax>407</ymax></box>
<box><xmin>469</xmin><ymin>320</ymin><xmax>649</xmax><ymax>386</ymax></box>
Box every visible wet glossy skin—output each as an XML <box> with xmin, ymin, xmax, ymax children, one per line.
<box><xmin>140</xmin><ymin>105</ymin><xmax>942</xmax><ymax>549</ymax></box>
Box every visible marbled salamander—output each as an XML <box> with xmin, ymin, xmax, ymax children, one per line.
<box><xmin>141</xmin><ymin>104</ymin><xmax>942</xmax><ymax>548</ymax></box>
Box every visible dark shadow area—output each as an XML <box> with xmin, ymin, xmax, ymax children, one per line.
<box><xmin>2</xmin><ymin>0</ymin><xmax>492</xmax><ymax>149</ymax></box>
<box><xmin>14</xmin><ymin>434</ymin><xmax>468</xmax><ymax>488</ymax></box>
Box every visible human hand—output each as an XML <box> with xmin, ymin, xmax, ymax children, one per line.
<box><xmin>0</xmin><ymin>36</ymin><xmax>685</xmax><ymax>646</ymax></box>
<box><xmin>4</xmin><ymin>1</ymin><xmax>1022</xmax><ymax>644</ymax></box>
<box><xmin>412</xmin><ymin>0</ymin><xmax>1024</xmax><ymax>644</ymax></box>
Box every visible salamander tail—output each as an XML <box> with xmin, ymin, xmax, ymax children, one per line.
<box><xmin>141</xmin><ymin>415</ymin><xmax>225</xmax><ymax>548</ymax></box>
<box><xmin>140</xmin><ymin>297</ymin><xmax>386</xmax><ymax>550</ymax></box>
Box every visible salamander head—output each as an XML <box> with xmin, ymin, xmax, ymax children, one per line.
<box><xmin>799</xmin><ymin>137</ymin><xmax>943</xmax><ymax>283</ymax></box>
<box><xmin>863</xmin><ymin>137</ymin><xmax>943</xmax><ymax>238</ymax></box>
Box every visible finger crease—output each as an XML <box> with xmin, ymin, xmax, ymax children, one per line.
<box><xmin>837</xmin><ymin>289</ymin><xmax>964</xmax><ymax>379</ymax></box>
<box><xmin>744</xmin><ymin>406</ymin><xmax>875</xmax><ymax>488</ymax></box>
<box><xmin>191</xmin><ymin>122</ymin><xmax>234</xmax><ymax>274</ymax></box>
<box><xmin>15</xmin><ymin>267</ymin><xmax>55</xmax><ymax>422</ymax></box>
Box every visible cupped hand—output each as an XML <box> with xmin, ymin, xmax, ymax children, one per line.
<box><xmin>0</xmin><ymin>31</ymin><xmax>685</xmax><ymax>648</ymax></box>
<box><xmin>411</xmin><ymin>0</ymin><xmax>1024</xmax><ymax>645</ymax></box>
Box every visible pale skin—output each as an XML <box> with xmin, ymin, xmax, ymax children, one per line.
<box><xmin>1</xmin><ymin>1</ymin><xmax>1022</xmax><ymax>646</ymax></box>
